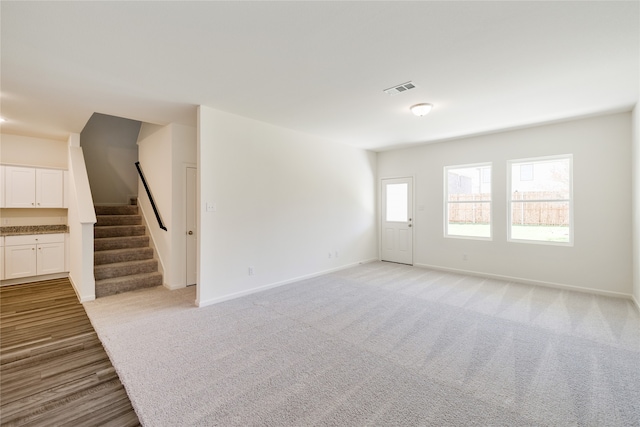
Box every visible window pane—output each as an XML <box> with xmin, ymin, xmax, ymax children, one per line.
<box><xmin>511</xmin><ymin>201</ymin><xmax>570</xmax><ymax>242</ymax></box>
<box><xmin>445</xmin><ymin>164</ymin><xmax>492</xmax><ymax>239</ymax></box>
<box><xmin>448</xmin><ymin>166</ymin><xmax>491</xmax><ymax>199</ymax></box>
<box><xmin>511</xmin><ymin>158</ymin><xmax>570</xmax><ymax>199</ymax></box>
<box><xmin>386</xmin><ymin>183</ymin><xmax>408</xmax><ymax>222</ymax></box>
<box><xmin>509</xmin><ymin>156</ymin><xmax>571</xmax><ymax>244</ymax></box>
<box><xmin>447</xmin><ymin>202</ymin><xmax>491</xmax><ymax>238</ymax></box>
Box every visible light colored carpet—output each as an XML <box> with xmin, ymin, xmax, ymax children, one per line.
<box><xmin>83</xmin><ymin>262</ymin><xmax>640</xmax><ymax>426</ymax></box>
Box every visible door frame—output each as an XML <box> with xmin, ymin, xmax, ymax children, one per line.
<box><xmin>379</xmin><ymin>175</ymin><xmax>415</xmax><ymax>265</ymax></box>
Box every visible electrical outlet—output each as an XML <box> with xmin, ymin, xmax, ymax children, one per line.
<box><xmin>248</xmin><ymin>267</ymin><xmax>255</xmax><ymax>276</ymax></box>
<box><xmin>2</xmin><ymin>218</ymin><xmax>9</xmax><ymax>225</ymax></box>
<box><xmin>328</xmin><ymin>252</ymin><xmax>332</xmax><ymax>259</ymax></box>
<box><xmin>463</xmin><ymin>254</ymin><xmax>468</xmax><ymax>261</ymax></box>
<box><xmin>335</xmin><ymin>250</ymin><xmax>339</xmax><ymax>258</ymax></box>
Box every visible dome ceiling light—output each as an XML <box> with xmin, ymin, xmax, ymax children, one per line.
<box><xmin>410</xmin><ymin>103</ymin><xmax>433</xmax><ymax>117</ymax></box>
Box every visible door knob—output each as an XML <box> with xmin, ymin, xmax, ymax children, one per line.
<box><xmin>188</xmin><ymin>231</ymin><xmax>193</xmax><ymax>235</ymax></box>
<box><xmin>408</xmin><ymin>224</ymin><xmax>412</xmax><ymax>227</ymax></box>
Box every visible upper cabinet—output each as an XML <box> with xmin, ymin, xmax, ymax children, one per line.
<box><xmin>3</xmin><ymin>166</ymin><xmax>66</xmax><ymax>208</ymax></box>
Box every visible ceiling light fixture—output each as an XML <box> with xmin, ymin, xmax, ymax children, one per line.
<box><xmin>410</xmin><ymin>103</ymin><xmax>433</xmax><ymax>117</ymax></box>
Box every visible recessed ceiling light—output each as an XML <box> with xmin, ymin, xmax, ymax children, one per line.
<box><xmin>0</xmin><ymin>117</ymin><xmax>6</xmax><ymax>122</ymax></box>
<box><xmin>410</xmin><ymin>103</ymin><xmax>433</xmax><ymax>117</ymax></box>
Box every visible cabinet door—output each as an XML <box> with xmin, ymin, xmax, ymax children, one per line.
<box><xmin>37</xmin><ymin>242</ymin><xmax>65</xmax><ymax>275</ymax></box>
<box><xmin>5</xmin><ymin>167</ymin><xmax>36</xmax><ymax>208</ymax></box>
<box><xmin>4</xmin><ymin>244</ymin><xmax>37</xmax><ymax>279</ymax></box>
<box><xmin>36</xmin><ymin>169</ymin><xmax>64</xmax><ymax>208</ymax></box>
<box><xmin>0</xmin><ymin>246</ymin><xmax>4</xmax><ymax>280</ymax></box>
<box><xmin>0</xmin><ymin>166</ymin><xmax>5</xmax><ymax>208</ymax></box>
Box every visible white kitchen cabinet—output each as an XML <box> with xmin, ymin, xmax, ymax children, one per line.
<box><xmin>36</xmin><ymin>168</ymin><xmax>65</xmax><ymax>208</ymax></box>
<box><xmin>0</xmin><ymin>166</ymin><xmax>5</xmax><ymax>208</ymax></box>
<box><xmin>4</xmin><ymin>166</ymin><xmax>64</xmax><ymax>208</ymax></box>
<box><xmin>0</xmin><ymin>237</ymin><xmax>4</xmax><ymax>280</ymax></box>
<box><xmin>3</xmin><ymin>234</ymin><xmax>65</xmax><ymax>279</ymax></box>
<box><xmin>4</xmin><ymin>244</ymin><xmax>37</xmax><ymax>279</ymax></box>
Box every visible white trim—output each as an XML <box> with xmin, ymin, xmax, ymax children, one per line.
<box><xmin>415</xmin><ymin>262</ymin><xmax>633</xmax><ymax>300</ymax></box>
<box><xmin>632</xmin><ymin>294</ymin><xmax>640</xmax><ymax>313</ymax></box>
<box><xmin>197</xmin><ymin>259</ymin><xmax>377</xmax><ymax>308</ymax></box>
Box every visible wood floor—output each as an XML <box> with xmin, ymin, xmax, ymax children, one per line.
<box><xmin>0</xmin><ymin>278</ymin><xmax>140</xmax><ymax>426</ymax></box>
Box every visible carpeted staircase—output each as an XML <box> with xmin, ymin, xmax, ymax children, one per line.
<box><xmin>94</xmin><ymin>205</ymin><xmax>163</xmax><ymax>298</ymax></box>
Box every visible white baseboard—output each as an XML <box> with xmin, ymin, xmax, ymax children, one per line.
<box><xmin>1</xmin><ymin>272</ymin><xmax>68</xmax><ymax>287</ymax></box>
<box><xmin>164</xmin><ymin>282</ymin><xmax>186</xmax><ymax>291</ymax></box>
<box><xmin>632</xmin><ymin>294</ymin><xmax>640</xmax><ymax>313</ymax></box>
<box><xmin>68</xmin><ymin>274</ymin><xmax>95</xmax><ymax>302</ymax></box>
<box><xmin>415</xmin><ymin>263</ymin><xmax>633</xmax><ymax>300</ymax></box>
<box><xmin>197</xmin><ymin>259</ymin><xmax>377</xmax><ymax>308</ymax></box>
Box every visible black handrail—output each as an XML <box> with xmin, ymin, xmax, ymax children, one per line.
<box><xmin>135</xmin><ymin>162</ymin><xmax>167</xmax><ymax>231</ymax></box>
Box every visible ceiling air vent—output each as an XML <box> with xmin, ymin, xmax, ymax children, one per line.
<box><xmin>383</xmin><ymin>81</ymin><xmax>417</xmax><ymax>96</ymax></box>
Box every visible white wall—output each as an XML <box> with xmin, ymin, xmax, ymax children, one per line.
<box><xmin>1</xmin><ymin>133</ymin><xmax>68</xmax><ymax>168</ymax></box>
<box><xmin>137</xmin><ymin>123</ymin><xmax>197</xmax><ymax>290</ymax></box>
<box><xmin>197</xmin><ymin>106</ymin><xmax>377</xmax><ymax>306</ymax></box>
<box><xmin>632</xmin><ymin>105</ymin><xmax>640</xmax><ymax>308</ymax></box>
<box><xmin>81</xmin><ymin>113</ymin><xmax>141</xmax><ymax>205</ymax></box>
<box><xmin>170</xmin><ymin>124</ymin><xmax>197</xmax><ymax>288</ymax></box>
<box><xmin>67</xmin><ymin>134</ymin><xmax>96</xmax><ymax>302</ymax></box>
<box><xmin>378</xmin><ymin>112</ymin><xmax>633</xmax><ymax>297</ymax></box>
<box><xmin>1</xmin><ymin>134</ymin><xmax>69</xmax><ymax>226</ymax></box>
<box><xmin>137</xmin><ymin>123</ymin><xmax>172</xmax><ymax>286</ymax></box>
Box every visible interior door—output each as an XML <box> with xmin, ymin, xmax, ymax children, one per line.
<box><xmin>381</xmin><ymin>177</ymin><xmax>413</xmax><ymax>265</ymax></box>
<box><xmin>186</xmin><ymin>167</ymin><xmax>197</xmax><ymax>286</ymax></box>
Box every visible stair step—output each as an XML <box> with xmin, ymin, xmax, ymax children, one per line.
<box><xmin>95</xmin><ymin>272</ymin><xmax>163</xmax><ymax>298</ymax></box>
<box><xmin>94</xmin><ymin>259</ymin><xmax>158</xmax><ymax>281</ymax></box>
<box><xmin>94</xmin><ymin>247</ymin><xmax>154</xmax><ymax>266</ymax></box>
<box><xmin>95</xmin><ymin>215</ymin><xmax>142</xmax><ymax>226</ymax></box>
<box><xmin>94</xmin><ymin>225</ymin><xmax>146</xmax><ymax>239</ymax></box>
<box><xmin>94</xmin><ymin>235</ymin><xmax>150</xmax><ymax>252</ymax></box>
<box><xmin>94</xmin><ymin>205</ymin><xmax>138</xmax><ymax>215</ymax></box>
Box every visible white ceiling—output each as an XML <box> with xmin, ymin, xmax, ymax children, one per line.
<box><xmin>1</xmin><ymin>1</ymin><xmax>638</xmax><ymax>151</ymax></box>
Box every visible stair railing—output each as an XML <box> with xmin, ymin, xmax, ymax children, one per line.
<box><xmin>135</xmin><ymin>161</ymin><xmax>167</xmax><ymax>231</ymax></box>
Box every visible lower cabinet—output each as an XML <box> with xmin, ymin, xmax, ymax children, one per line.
<box><xmin>3</xmin><ymin>234</ymin><xmax>65</xmax><ymax>280</ymax></box>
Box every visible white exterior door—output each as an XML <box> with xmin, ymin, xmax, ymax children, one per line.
<box><xmin>381</xmin><ymin>177</ymin><xmax>413</xmax><ymax>265</ymax></box>
<box><xmin>186</xmin><ymin>167</ymin><xmax>197</xmax><ymax>286</ymax></box>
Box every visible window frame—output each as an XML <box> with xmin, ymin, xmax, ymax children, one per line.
<box><xmin>444</xmin><ymin>162</ymin><xmax>493</xmax><ymax>241</ymax></box>
<box><xmin>507</xmin><ymin>154</ymin><xmax>573</xmax><ymax>246</ymax></box>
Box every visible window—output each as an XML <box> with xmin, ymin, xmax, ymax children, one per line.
<box><xmin>386</xmin><ymin>183</ymin><xmax>408</xmax><ymax>222</ymax></box>
<box><xmin>508</xmin><ymin>155</ymin><xmax>572</xmax><ymax>244</ymax></box>
<box><xmin>445</xmin><ymin>163</ymin><xmax>491</xmax><ymax>239</ymax></box>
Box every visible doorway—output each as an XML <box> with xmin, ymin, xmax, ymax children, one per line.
<box><xmin>381</xmin><ymin>177</ymin><xmax>413</xmax><ymax>265</ymax></box>
<box><xmin>186</xmin><ymin>166</ymin><xmax>197</xmax><ymax>286</ymax></box>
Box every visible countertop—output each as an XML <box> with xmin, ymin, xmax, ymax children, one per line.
<box><xmin>0</xmin><ymin>225</ymin><xmax>69</xmax><ymax>236</ymax></box>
